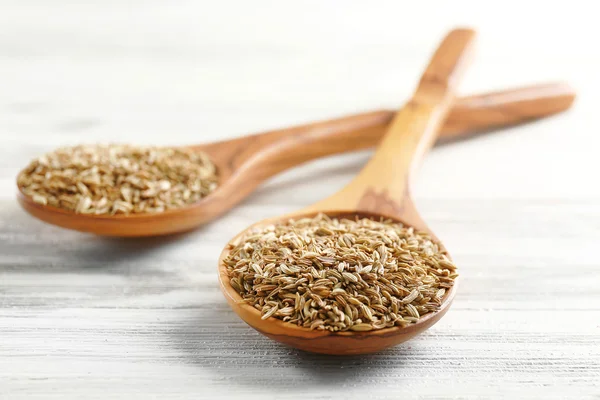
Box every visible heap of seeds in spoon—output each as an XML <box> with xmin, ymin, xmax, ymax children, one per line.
<box><xmin>17</xmin><ymin>144</ymin><xmax>218</xmax><ymax>215</ymax></box>
<box><xmin>223</xmin><ymin>213</ymin><xmax>458</xmax><ymax>332</ymax></box>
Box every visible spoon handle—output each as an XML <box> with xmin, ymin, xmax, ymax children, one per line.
<box><xmin>199</xmin><ymin>82</ymin><xmax>574</xmax><ymax>184</ymax></box>
<box><xmin>440</xmin><ymin>82</ymin><xmax>574</xmax><ymax>140</ymax></box>
<box><xmin>305</xmin><ymin>28</ymin><xmax>476</xmax><ymax>224</ymax></box>
<box><xmin>383</xmin><ymin>28</ymin><xmax>476</xmax><ymax>179</ymax></box>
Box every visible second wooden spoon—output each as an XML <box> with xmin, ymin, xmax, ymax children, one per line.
<box><xmin>218</xmin><ymin>28</ymin><xmax>474</xmax><ymax>354</ymax></box>
<box><xmin>17</xmin><ymin>82</ymin><xmax>574</xmax><ymax>236</ymax></box>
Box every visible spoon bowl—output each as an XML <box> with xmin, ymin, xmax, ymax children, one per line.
<box><xmin>218</xmin><ymin>209</ymin><xmax>458</xmax><ymax>355</ymax></box>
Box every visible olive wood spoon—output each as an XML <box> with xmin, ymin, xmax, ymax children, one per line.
<box><xmin>17</xmin><ymin>81</ymin><xmax>574</xmax><ymax>237</ymax></box>
<box><xmin>218</xmin><ymin>28</ymin><xmax>475</xmax><ymax>355</ymax></box>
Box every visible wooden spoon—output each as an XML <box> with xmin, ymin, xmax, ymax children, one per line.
<box><xmin>17</xmin><ymin>81</ymin><xmax>574</xmax><ymax>237</ymax></box>
<box><xmin>218</xmin><ymin>28</ymin><xmax>475</xmax><ymax>355</ymax></box>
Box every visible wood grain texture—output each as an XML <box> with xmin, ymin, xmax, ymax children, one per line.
<box><xmin>0</xmin><ymin>0</ymin><xmax>598</xmax><ymax>398</ymax></box>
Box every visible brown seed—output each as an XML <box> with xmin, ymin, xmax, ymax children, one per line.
<box><xmin>349</xmin><ymin>323</ymin><xmax>374</xmax><ymax>332</ymax></box>
<box><xmin>261</xmin><ymin>305</ymin><xmax>279</xmax><ymax>320</ymax></box>
<box><xmin>402</xmin><ymin>289</ymin><xmax>420</xmax><ymax>304</ymax></box>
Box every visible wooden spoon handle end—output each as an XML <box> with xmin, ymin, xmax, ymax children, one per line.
<box><xmin>418</xmin><ymin>28</ymin><xmax>477</xmax><ymax>98</ymax></box>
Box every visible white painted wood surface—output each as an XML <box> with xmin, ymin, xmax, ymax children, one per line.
<box><xmin>1</xmin><ymin>1</ymin><xmax>599</xmax><ymax>398</ymax></box>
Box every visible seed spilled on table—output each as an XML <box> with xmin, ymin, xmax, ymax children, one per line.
<box><xmin>17</xmin><ymin>144</ymin><xmax>218</xmax><ymax>215</ymax></box>
<box><xmin>223</xmin><ymin>213</ymin><xmax>458</xmax><ymax>332</ymax></box>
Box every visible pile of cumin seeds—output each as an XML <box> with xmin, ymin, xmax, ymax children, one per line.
<box><xmin>223</xmin><ymin>213</ymin><xmax>458</xmax><ymax>332</ymax></box>
<box><xmin>17</xmin><ymin>144</ymin><xmax>218</xmax><ymax>215</ymax></box>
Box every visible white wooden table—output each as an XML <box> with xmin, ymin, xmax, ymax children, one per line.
<box><xmin>1</xmin><ymin>1</ymin><xmax>599</xmax><ymax>399</ymax></box>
